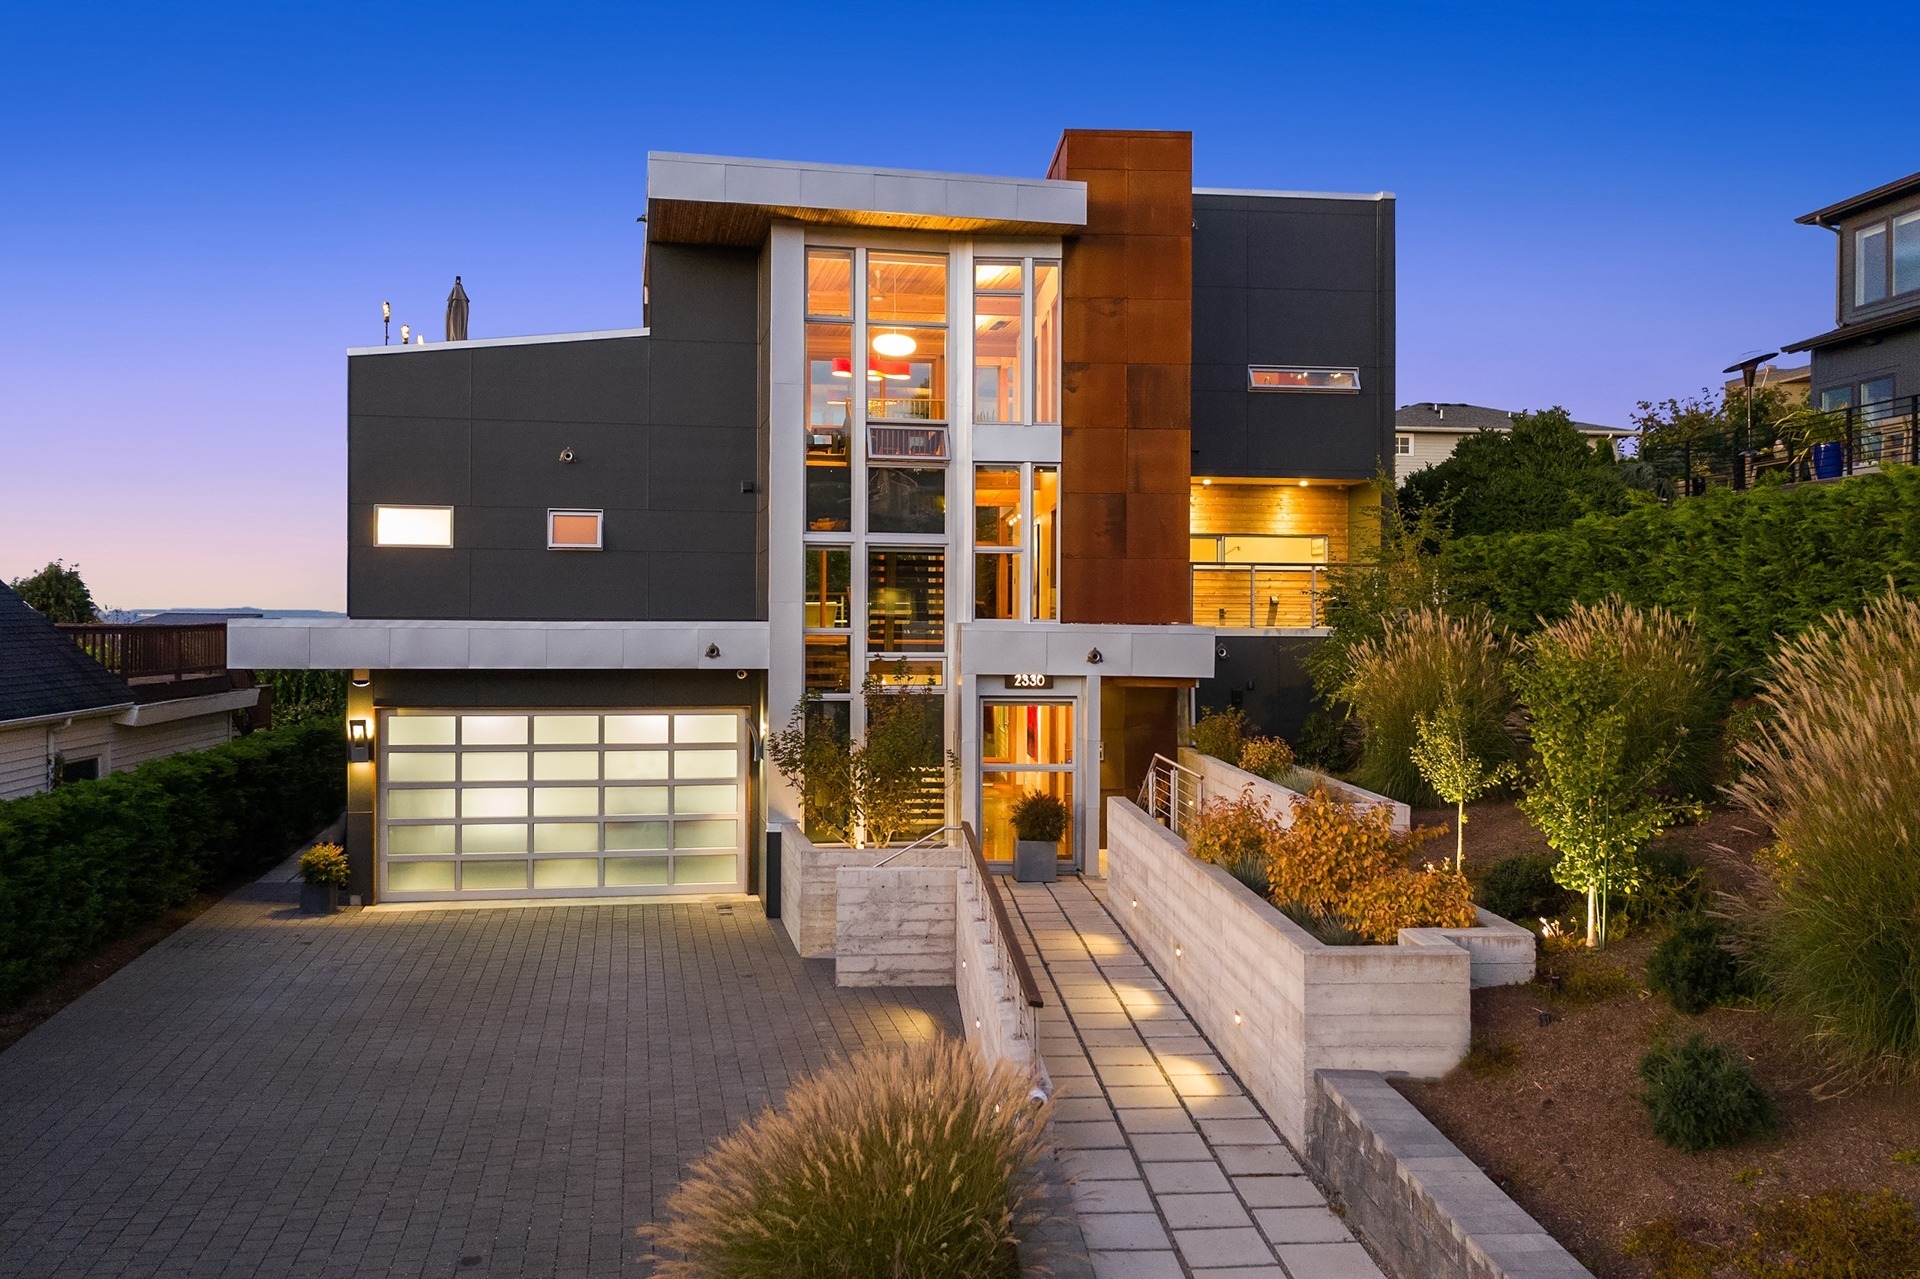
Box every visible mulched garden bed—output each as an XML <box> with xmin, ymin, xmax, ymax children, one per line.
<box><xmin>1392</xmin><ymin>798</ymin><xmax>1920</xmax><ymax>1278</ymax></box>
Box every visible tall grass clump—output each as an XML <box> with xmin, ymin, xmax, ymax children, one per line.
<box><xmin>1733</xmin><ymin>591</ymin><xmax>1920</xmax><ymax>1078</ymax></box>
<box><xmin>1513</xmin><ymin>599</ymin><xmax>1715</xmax><ymax>948</ymax></box>
<box><xmin>1340</xmin><ymin>605</ymin><xmax>1513</xmax><ymax>806</ymax></box>
<box><xmin>643</xmin><ymin>1038</ymin><xmax>1053</xmax><ymax>1279</ymax></box>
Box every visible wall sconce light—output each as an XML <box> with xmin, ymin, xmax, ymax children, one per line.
<box><xmin>1086</xmin><ymin>648</ymin><xmax>1103</xmax><ymax>665</ymax></box>
<box><xmin>351</xmin><ymin>670</ymin><xmax>370</xmax><ymax>688</ymax></box>
<box><xmin>347</xmin><ymin>719</ymin><xmax>372</xmax><ymax>763</ymax></box>
<box><xmin>704</xmin><ymin>643</ymin><xmax>721</xmax><ymax>660</ymax></box>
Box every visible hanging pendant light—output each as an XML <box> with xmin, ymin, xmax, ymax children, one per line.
<box><xmin>872</xmin><ymin>329</ymin><xmax>916</xmax><ymax>357</ymax></box>
<box><xmin>830</xmin><ymin>356</ymin><xmax>853</xmax><ymax>379</ymax></box>
<box><xmin>872</xmin><ymin>357</ymin><xmax>912</xmax><ymax>382</ymax></box>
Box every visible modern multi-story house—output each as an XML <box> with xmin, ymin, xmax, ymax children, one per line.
<box><xmin>231</xmin><ymin>129</ymin><xmax>1393</xmax><ymax>907</ymax></box>
<box><xmin>1785</xmin><ymin>170</ymin><xmax>1920</xmax><ymax>450</ymax></box>
<box><xmin>1390</xmin><ymin>402</ymin><xmax>1631</xmax><ymax>483</ymax></box>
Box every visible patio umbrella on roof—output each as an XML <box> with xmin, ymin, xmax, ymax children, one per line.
<box><xmin>445</xmin><ymin>276</ymin><xmax>469</xmax><ymax>342</ymax></box>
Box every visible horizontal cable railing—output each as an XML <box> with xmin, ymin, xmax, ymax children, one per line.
<box><xmin>58</xmin><ymin>623</ymin><xmax>228</xmax><ymax>682</ymax></box>
<box><xmin>1637</xmin><ymin>395</ymin><xmax>1919</xmax><ymax>495</ymax></box>
<box><xmin>1192</xmin><ymin>562</ymin><xmax>1328</xmax><ymax>629</ymax></box>
<box><xmin>1137</xmin><ymin>753</ymin><xmax>1205</xmax><ymax>841</ymax></box>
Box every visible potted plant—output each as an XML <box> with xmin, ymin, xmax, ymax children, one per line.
<box><xmin>1010</xmin><ymin>791</ymin><xmax>1068</xmax><ymax>883</ymax></box>
<box><xmin>298</xmin><ymin>842</ymin><xmax>349</xmax><ymax>915</ymax></box>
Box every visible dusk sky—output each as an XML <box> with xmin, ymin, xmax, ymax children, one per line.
<box><xmin>3</xmin><ymin>2</ymin><xmax>1914</xmax><ymax>611</ymax></box>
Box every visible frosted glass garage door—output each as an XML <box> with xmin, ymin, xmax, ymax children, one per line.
<box><xmin>378</xmin><ymin>709</ymin><xmax>747</xmax><ymax>899</ymax></box>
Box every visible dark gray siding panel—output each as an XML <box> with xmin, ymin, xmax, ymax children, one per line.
<box><xmin>1810</xmin><ymin>326</ymin><xmax>1920</xmax><ymax>403</ymax></box>
<box><xmin>1199</xmin><ymin>634</ymin><xmax>1320</xmax><ymax>741</ymax></box>
<box><xmin>347</xmin><ymin>242</ymin><xmax>764</xmax><ymax>621</ymax></box>
<box><xmin>1191</xmin><ymin>193</ymin><xmax>1395</xmax><ymax>482</ymax></box>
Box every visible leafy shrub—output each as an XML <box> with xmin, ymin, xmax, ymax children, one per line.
<box><xmin>1191</xmin><ymin>706</ymin><xmax>1251</xmax><ymax>768</ymax></box>
<box><xmin>0</xmin><ymin>719</ymin><xmax>345</xmax><ymax>1008</ymax></box>
<box><xmin>1009</xmin><ymin>791</ymin><xmax>1067</xmax><ymax>844</ymax></box>
<box><xmin>1648</xmin><ymin>914</ymin><xmax>1751</xmax><ymax>1014</ymax></box>
<box><xmin>1638</xmin><ymin>1035</ymin><xmax>1777</xmax><ymax>1153</ymax></box>
<box><xmin>1733</xmin><ymin>591</ymin><xmax>1920</xmax><ymax>1077</ymax></box>
<box><xmin>1477</xmin><ymin>854</ymin><xmax>1573</xmax><ymax>923</ymax></box>
<box><xmin>1619</xmin><ymin>845</ymin><xmax>1706</xmax><ymax>930</ymax></box>
<box><xmin>1237</xmin><ymin>736</ymin><xmax>1295</xmax><ymax>783</ymax></box>
<box><xmin>767</xmin><ymin>677</ymin><xmax>951</xmax><ymax>848</ymax></box>
<box><xmin>643</xmin><ymin>1038</ymin><xmax>1051</xmax><ymax>1279</ymax></box>
<box><xmin>1277</xmin><ymin>900</ymin><xmax>1366</xmax><ymax>946</ymax></box>
<box><xmin>298</xmin><ymin>842</ymin><xmax>350</xmax><ymax>888</ymax></box>
<box><xmin>1398</xmin><ymin>407</ymin><xmax>1631</xmax><ymax>538</ymax></box>
<box><xmin>258</xmin><ymin>669</ymin><xmax>348</xmax><ymax>728</ymax></box>
<box><xmin>1294</xmin><ymin>701</ymin><xmax>1356</xmax><ymax>772</ymax></box>
<box><xmin>1267</xmin><ymin>788</ymin><xmax>1472</xmax><ymax>943</ymax></box>
<box><xmin>1341</xmin><ymin>605</ymin><xmax>1513</xmax><ymax>806</ymax></box>
<box><xmin>1188</xmin><ymin>791</ymin><xmax>1281</xmax><ymax>899</ymax></box>
<box><xmin>1513</xmin><ymin>598</ymin><xmax>1716</xmax><ymax>947</ymax></box>
<box><xmin>1446</xmin><ymin>467</ymin><xmax>1920</xmax><ymax>692</ymax></box>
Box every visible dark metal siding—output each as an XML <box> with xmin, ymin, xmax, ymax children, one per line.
<box><xmin>347</xmin><ymin>244</ymin><xmax>763</xmax><ymax>621</ymax></box>
<box><xmin>1191</xmin><ymin>193</ymin><xmax>1395</xmax><ymax>481</ymax></box>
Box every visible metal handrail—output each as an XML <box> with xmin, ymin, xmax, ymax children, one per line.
<box><xmin>1138</xmin><ymin>753</ymin><xmax>1205</xmax><ymax>839</ymax></box>
<box><xmin>872</xmin><ymin>823</ymin><xmax>959</xmax><ymax>867</ymax></box>
<box><xmin>962</xmin><ymin>821</ymin><xmax>1044</xmax><ymax>1009</ymax></box>
<box><xmin>1192</xmin><ymin>562</ymin><xmax>1327</xmax><ymax>629</ymax></box>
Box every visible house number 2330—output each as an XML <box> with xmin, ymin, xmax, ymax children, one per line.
<box><xmin>1010</xmin><ymin>673</ymin><xmax>1052</xmax><ymax>689</ymax></box>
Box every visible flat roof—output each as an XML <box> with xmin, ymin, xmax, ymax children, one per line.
<box><xmin>347</xmin><ymin>328</ymin><xmax>648</xmax><ymax>357</ymax></box>
<box><xmin>1193</xmin><ymin>186</ymin><xmax>1393</xmax><ymax>202</ymax></box>
<box><xmin>645</xmin><ymin>151</ymin><xmax>1086</xmax><ymax>247</ymax></box>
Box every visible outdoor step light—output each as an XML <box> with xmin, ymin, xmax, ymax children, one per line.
<box><xmin>347</xmin><ymin>719</ymin><xmax>372</xmax><ymax>763</ymax></box>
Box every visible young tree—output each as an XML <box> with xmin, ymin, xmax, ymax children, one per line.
<box><xmin>9</xmin><ymin>559</ymin><xmax>98</xmax><ymax>623</ymax></box>
<box><xmin>1512</xmin><ymin>600</ymin><xmax>1713</xmax><ymax>947</ymax></box>
<box><xmin>1398</xmin><ymin>408</ymin><xmax>1629</xmax><ymax>538</ymax></box>
<box><xmin>1410</xmin><ymin>689</ymin><xmax>1518</xmax><ymax>874</ymax></box>
<box><xmin>767</xmin><ymin>675</ymin><xmax>951</xmax><ymax>848</ymax></box>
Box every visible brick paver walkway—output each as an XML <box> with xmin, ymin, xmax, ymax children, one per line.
<box><xmin>1008</xmin><ymin>878</ymin><xmax>1387</xmax><ymax>1279</ymax></box>
<box><xmin>0</xmin><ymin>880</ymin><xmax>958</xmax><ymax>1278</ymax></box>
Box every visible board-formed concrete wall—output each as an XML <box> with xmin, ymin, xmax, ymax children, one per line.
<box><xmin>1182</xmin><ymin>749</ymin><xmax>1410</xmax><ymax>833</ymax></box>
<box><xmin>835</xmin><ymin>864</ymin><xmax>959</xmax><ymax>987</ymax></box>
<box><xmin>1106</xmin><ymin>796</ymin><xmax>1472</xmax><ymax>1146</ymax></box>
<box><xmin>1310</xmin><ymin>1070</ymin><xmax>1594</xmax><ymax>1279</ymax></box>
<box><xmin>954</xmin><ymin>868</ymin><xmax>1043</xmax><ymax>1077</ymax></box>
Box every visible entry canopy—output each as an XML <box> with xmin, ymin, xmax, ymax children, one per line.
<box><xmin>645</xmin><ymin>152</ymin><xmax>1087</xmax><ymax>247</ymax></box>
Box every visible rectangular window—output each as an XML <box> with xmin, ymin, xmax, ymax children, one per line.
<box><xmin>867</xmin><ymin>657</ymin><xmax>942</xmax><ymax>688</ymax></box>
<box><xmin>974</xmin><ymin>261</ymin><xmax>1023</xmax><ymax>425</ymax></box>
<box><xmin>547</xmin><ymin>510</ymin><xmax>603</xmax><ymax>549</ymax></box>
<box><xmin>806</xmin><ymin>322</ymin><xmax>853</xmax><ymax>532</ymax></box>
<box><xmin>804</xmin><ymin>635</ymin><xmax>851</xmax><ymax>694</ymax></box>
<box><xmin>1034</xmin><ymin>261</ymin><xmax>1061</xmax><ymax>425</ymax></box>
<box><xmin>868</xmin><ymin>468</ymin><xmax>946</xmax><ymax>535</ymax></box>
<box><xmin>375</xmin><ymin>505</ymin><xmax>453</xmax><ymax>547</ymax></box>
<box><xmin>980</xmin><ymin>701</ymin><xmax>1074</xmax><ymax>862</ymax></box>
<box><xmin>1031</xmin><ymin>466</ymin><xmax>1059</xmax><ymax>621</ymax></box>
<box><xmin>806</xmin><ymin>247</ymin><xmax>852</xmax><ymax>318</ymax></box>
<box><xmin>1861</xmin><ymin>377</ymin><xmax>1895</xmax><ymax>406</ymax></box>
<box><xmin>804</xmin><ymin>546</ymin><xmax>851</xmax><ymax>628</ymax></box>
<box><xmin>1395</xmin><ymin>434</ymin><xmax>1412</xmax><ymax>456</ymax></box>
<box><xmin>1190</xmin><ymin>533</ymin><xmax>1329</xmax><ymax>565</ymax></box>
<box><xmin>1819</xmin><ymin>386</ymin><xmax>1853</xmax><ymax>414</ymax></box>
<box><xmin>867</xmin><ymin>327</ymin><xmax>947</xmax><ymax>422</ymax></box>
<box><xmin>974</xmin><ymin>467</ymin><xmax>1022</xmax><ymax>546</ymax></box>
<box><xmin>974</xmin><ymin>552</ymin><xmax>1019</xmax><ymax>620</ymax></box>
<box><xmin>1895</xmin><ymin>211</ymin><xmax>1920</xmax><ymax>297</ymax></box>
<box><xmin>1249</xmin><ymin>366</ymin><xmax>1361</xmax><ymax>392</ymax></box>
<box><xmin>1857</xmin><ymin>223</ymin><xmax>1889</xmax><ymax>306</ymax></box>
<box><xmin>867</xmin><ymin>425</ymin><xmax>949</xmax><ymax>461</ymax></box>
<box><xmin>868</xmin><ymin>252</ymin><xmax>947</xmax><ymax>324</ymax></box>
<box><xmin>868</xmin><ymin>549</ymin><xmax>945</xmax><ymax>652</ymax></box>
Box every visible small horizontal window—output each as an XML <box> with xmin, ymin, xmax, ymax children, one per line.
<box><xmin>1395</xmin><ymin>434</ymin><xmax>1413</xmax><ymax>455</ymax></box>
<box><xmin>375</xmin><ymin>506</ymin><xmax>453</xmax><ymax>547</ymax></box>
<box><xmin>548</xmin><ymin>509</ymin><xmax>603</xmax><ymax>550</ymax></box>
<box><xmin>1249</xmin><ymin>366</ymin><xmax>1361</xmax><ymax>393</ymax></box>
<box><xmin>868</xmin><ymin>424</ymin><xmax>949</xmax><ymax>461</ymax></box>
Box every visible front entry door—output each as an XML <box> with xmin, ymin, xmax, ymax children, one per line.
<box><xmin>979</xmin><ymin>700</ymin><xmax>1077</xmax><ymax>870</ymax></box>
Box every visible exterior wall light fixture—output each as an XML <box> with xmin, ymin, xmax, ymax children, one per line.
<box><xmin>1233</xmin><ymin>1011</ymin><xmax>1243</xmax><ymax>1026</ymax></box>
<box><xmin>351</xmin><ymin>669</ymin><xmax>371</xmax><ymax>688</ymax></box>
<box><xmin>1087</xmin><ymin>648</ymin><xmax>1103</xmax><ymax>665</ymax></box>
<box><xmin>348</xmin><ymin>719</ymin><xmax>372</xmax><ymax>763</ymax></box>
<box><xmin>1174</xmin><ymin>945</ymin><xmax>1182</xmax><ymax>959</ymax></box>
<box><xmin>704</xmin><ymin>643</ymin><xmax>721</xmax><ymax>659</ymax></box>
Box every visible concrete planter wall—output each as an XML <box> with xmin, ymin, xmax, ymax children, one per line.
<box><xmin>1106</xmin><ymin>796</ymin><xmax>1532</xmax><ymax>1146</ymax></box>
<box><xmin>954</xmin><ymin>868</ymin><xmax>1044</xmax><ymax>1077</ymax></box>
<box><xmin>1182</xmin><ymin>749</ymin><xmax>1412</xmax><ymax>833</ymax></box>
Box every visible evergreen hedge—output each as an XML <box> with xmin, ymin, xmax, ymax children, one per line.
<box><xmin>0</xmin><ymin>719</ymin><xmax>345</xmax><ymax>1007</ymax></box>
<box><xmin>1446</xmin><ymin>468</ymin><xmax>1920</xmax><ymax>684</ymax></box>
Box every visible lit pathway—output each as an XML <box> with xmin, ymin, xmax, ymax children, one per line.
<box><xmin>1007</xmin><ymin>878</ymin><xmax>1387</xmax><ymax>1279</ymax></box>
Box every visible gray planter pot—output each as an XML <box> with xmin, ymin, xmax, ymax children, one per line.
<box><xmin>299</xmin><ymin>882</ymin><xmax>341</xmax><ymax>915</ymax></box>
<box><xmin>1013</xmin><ymin>839</ymin><xmax>1059</xmax><ymax>883</ymax></box>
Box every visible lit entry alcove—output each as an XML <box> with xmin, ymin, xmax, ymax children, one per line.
<box><xmin>378</xmin><ymin>708</ymin><xmax>748</xmax><ymax>900</ymax></box>
<box><xmin>979</xmin><ymin>699</ymin><xmax>1076</xmax><ymax>870</ymax></box>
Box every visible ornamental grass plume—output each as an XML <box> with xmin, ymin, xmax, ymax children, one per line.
<box><xmin>642</xmin><ymin>1037</ymin><xmax>1054</xmax><ymax>1279</ymax></box>
<box><xmin>1341</xmin><ymin>605</ymin><xmax>1513</xmax><ymax>806</ymax></box>
<box><xmin>1732</xmin><ymin>590</ymin><xmax>1920</xmax><ymax>1078</ymax></box>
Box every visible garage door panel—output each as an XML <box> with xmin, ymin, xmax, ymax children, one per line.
<box><xmin>380</xmin><ymin>707</ymin><xmax>748</xmax><ymax>901</ymax></box>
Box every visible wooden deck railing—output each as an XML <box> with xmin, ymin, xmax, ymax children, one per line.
<box><xmin>57</xmin><ymin>623</ymin><xmax>228</xmax><ymax>683</ymax></box>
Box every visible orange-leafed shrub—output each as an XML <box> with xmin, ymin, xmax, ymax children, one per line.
<box><xmin>1343</xmin><ymin>863</ymin><xmax>1478</xmax><ymax>944</ymax></box>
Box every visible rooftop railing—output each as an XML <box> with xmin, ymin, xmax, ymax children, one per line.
<box><xmin>1637</xmin><ymin>395</ymin><xmax>1918</xmax><ymax>495</ymax></box>
<box><xmin>58</xmin><ymin>623</ymin><xmax>228</xmax><ymax>684</ymax></box>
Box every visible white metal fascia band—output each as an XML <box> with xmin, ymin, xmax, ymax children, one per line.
<box><xmin>1193</xmin><ymin>186</ymin><xmax>1394</xmax><ymax>202</ymax></box>
<box><xmin>957</xmin><ymin>623</ymin><xmax>1217</xmax><ymax>680</ymax></box>
<box><xmin>113</xmin><ymin>687</ymin><xmax>263</xmax><ymax>727</ymax></box>
<box><xmin>345</xmin><ymin>328</ymin><xmax>650</xmax><ymax>357</ymax></box>
<box><xmin>647</xmin><ymin>151</ymin><xmax>1087</xmax><ymax>228</ymax></box>
<box><xmin>228</xmin><ymin>619</ymin><xmax>771</xmax><ymax>672</ymax></box>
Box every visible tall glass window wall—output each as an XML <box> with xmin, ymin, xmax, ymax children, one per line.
<box><xmin>972</xmin><ymin>258</ymin><xmax>1061</xmax><ymax>426</ymax></box>
<box><xmin>970</xmin><ymin>463</ymin><xmax>1057</xmax><ymax>622</ymax></box>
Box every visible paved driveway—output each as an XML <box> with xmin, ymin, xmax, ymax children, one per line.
<box><xmin>0</xmin><ymin>882</ymin><xmax>959</xmax><ymax>1278</ymax></box>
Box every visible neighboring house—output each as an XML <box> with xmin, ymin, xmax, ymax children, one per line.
<box><xmin>1391</xmin><ymin>402</ymin><xmax>1631</xmax><ymax>481</ymax></box>
<box><xmin>1720</xmin><ymin>363</ymin><xmax>1810</xmax><ymax>402</ymax></box>
<box><xmin>230</xmin><ymin>128</ymin><xmax>1393</xmax><ymax>905</ymax></box>
<box><xmin>0</xmin><ymin>585</ymin><xmax>264</xmax><ymax>800</ymax></box>
<box><xmin>1783</xmin><ymin>171</ymin><xmax>1920</xmax><ymax>470</ymax></box>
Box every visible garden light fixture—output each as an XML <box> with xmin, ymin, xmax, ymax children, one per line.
<box><xmin>347</xmin><ymin>719</ymin><xmax>372</xmax><ymax>763</ymax></box>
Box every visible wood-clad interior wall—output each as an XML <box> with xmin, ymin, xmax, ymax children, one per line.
<box><xmin>1049</xmin><ymin>130</ymin><xmax>1193</xmax><ymax>624</ymax></box>
<box><xmin>1188</xmin><ymin>482</ymin><xmax>1358</xmax><ymax>563</ymax></box>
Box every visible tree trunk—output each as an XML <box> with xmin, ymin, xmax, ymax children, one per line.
<box><xmin>1455</xmin><ymin>801</ymin><xmax>1466</xmax><ymax>874</ymax></box>
<box><xmin>1586</xmin><ymin>887</ymin><xmax>1599</xmax><ymax>949</ymax></box>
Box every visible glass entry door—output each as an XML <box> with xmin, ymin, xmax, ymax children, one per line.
<box><xmin>980</xmin><ymin>701</ymin><xmax>1076</xmax><ymax>868</ymax></box>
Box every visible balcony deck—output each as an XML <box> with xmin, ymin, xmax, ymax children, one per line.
<box><xmin>1192</xmin><ymin>562</ymin><xmax>1329</xmax><ymax>630</ymax></box>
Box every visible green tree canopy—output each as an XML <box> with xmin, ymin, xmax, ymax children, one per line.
<box><xmin>9</xmin><ymin>560</ymin><xmax>98</xmax><ymax>623</ymax></box>
<box><xmin>1398</xmin><ymin>407</ymin><xmax>1629</xmax><ymax>538</ymax></box>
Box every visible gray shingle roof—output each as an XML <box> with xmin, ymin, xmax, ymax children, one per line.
<box><xmin>1395</xmin><ymin>402</ymin><xmax>1629</xmax><ymax>435</ymax></box>
<box><xmin>0</xmin><ymin>584</ymin><xmax>135</xmax><ymax>725</ymax></box>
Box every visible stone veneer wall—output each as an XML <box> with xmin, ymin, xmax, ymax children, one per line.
<box><xmin>1105</xmin><ymin>796</ymin><xmax>1471</xmax><ymax>1146</ymax></box>
<box><xmin>1309</xmin><ymin>1070</ymin><xmax>1594</xmax><ymax>1279</ymax></box>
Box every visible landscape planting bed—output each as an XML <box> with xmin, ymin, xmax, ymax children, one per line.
<box><xmin>1394</xmin><ymin>799</ymin><xmax>1920</xmax><ymax>1278</ymax></box>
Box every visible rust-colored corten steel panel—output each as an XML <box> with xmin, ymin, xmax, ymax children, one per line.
<box><xmin>1048</xmin><ymin>130</ymin><xmax>1193</xmax><ymax>624</ymax></box>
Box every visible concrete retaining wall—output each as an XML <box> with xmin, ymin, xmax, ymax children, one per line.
<box><xmin>954</xmin><ymin>868</ymin><xmax>1043</xmax><ymax>1075</ymax></box>
<box><xmin>1106</xmin><ymin>796</ymin><xmax>1472</xmax><ymax>1146</ymax></box>
<box><xmin>1183</xmin><ymin>749</ymin><xmax>1410</xmax><ymax>832</ymax></box>
<box><xmin>835</xmin><ymin>864</ymin><xmax>959</xmax><ymax>987</ymax></box>
<box><xmin>778</xmin><ymin>827</ymin><xmax>876</xmax><ymax>958</ymax></box>
<box><xmin>1309</xmin><ymin>1070</ymin><xmax>1593</xmax><ymax>1279</ymax></box>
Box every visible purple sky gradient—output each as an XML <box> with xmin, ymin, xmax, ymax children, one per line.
<box><xmin>2</xmin><ymin>1</ymin><xmax>1912</xmax><ymax>611</ymax></box>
